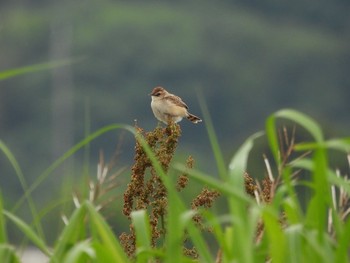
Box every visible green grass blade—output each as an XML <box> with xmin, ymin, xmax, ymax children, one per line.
<box><xmin>228</xmin><ymin>131</ymin><xmax>264</xmax><ymax>186</ymax></box>
<box><xmin>223</xmin><ymin>226</ymin><xmax>234</xmax><ymax>259</ymax></box>
<box><xmin>274</xmin><ymin>109</ymin><xmax>324</xmax><ymax>143</ymax></box>
<box><xmin>3</xmin><ymin>211</ymin><xmax>51</xmax><ymax>256</ymax></box>
<box><xmin>281</xmin><ymin>167</ymin><xmax>303</xmax><ymax>224</ymax></box>
<box><xmin>84</xmin><ymin>202</ymin><xmax>129</xmax><ymax>263</ymax></box>
<box><xmin>267</xmin><ymin>109</ymin><xmax>330</xmax><ymax>243</ymax></box>
<box><xmin>291</xmin><ymin>155</ymin><xmax>332</xmax><ymax>238</ymax></box>
<box><xmin>82</xmin><ymin>97</ymin><xmax>91</xmax><ymax>178</ymax></box>
<box><xmin>52</xmin><ymin>201</ymin><xmax>129</xmax><ymax>263</ymax></box>
<box><xmin>174</xmin><ymin>164</ymin><xmax>251</xmax><ymax>203</ymax></box>
<box><xmin>0</xmin><ymin>140</ymin><xmax>44</xmax><ymax>240</ymax></box>
<box><xmin>291</xmin><ymin>155</ymin><xmax>331</xmax><ymax>236</ymax></box>
<box><xmin>262</xmin><ymin>208</ymin><xmax>287</xmax><ymax>263</ymax></box>
<box><xmin>324</xmin><ymin>138</ymin><xmax>350</xmax><ymax>152</ymax></box>
<box><xmin>335</xmin><ymin>217</ymin><xmax>350</xmax><ymax>263</ymax></box>
<box><xmin>266</xmin><ymin>114</ymin><xmax>281</xmax><ymax>167</ymax></box>
<box><xmin>327</xmin><ymin>171</ymin><xmax>350</xmax><ymax>196</ymax></box>
<box><xmin>283</xmin><ymin>197</ymin><xmax>302</xmax><ymax>225</ymax></box>
<box><xmin>302</xmin><ymin>231</ymin><xmax>333</xmax><ymax>263</ymax></box>
<box><xmin>307</xmin><ymin>149</ymin><xmax>329</xmax><ymax>237</ymax></box>
<box><xmin>202</xmin><ymin>211</ymin><xmax>232</xmax><ymax>260</ymax></box>
<box><xmin>0</xmin><ymin>58</ymin><xmax>83</xmax><ymax>81</ymax></box>
<box><xmin>164</xmin><ymin>191</ymin><xmax>213</xmax><ymax>263</ymax></box>
<box><xmin>285</xmin><ymin>225</ymin><xmax>303</xmax><ymax>263</ymax></box>
<box><xmin>13</xmin><ymin>124</ymin><xmax>130</xmax><ymax>212</ymax></box>
<box><xmin>51</xmin><ymin>203</ymin><xmax>88</xmax><ymax>261</ymax></box>
<box><xmin>266</xmin><ymin>109</ymin><xmax>325</xmax><ymax>168</ymax></box>
<box><xmin>131</xmin><ymin>210</ymin><xmax>152</xmax><ymax>263</ymax></box>
<box><xmin>63</xmin><ymin>240</ymin><xmax>96</xmax><ymax>263</ymax></box>
<box><xmin>294</xmin><ymin>138</ymin><xmax>350</xmax><ymax>152</ymax></box>
<box><xmin>0</xmin><ymin>193</ymin><xmax>7</xmax><ymax>243</ymax></box>
<box><xmin>290</xmin><ymin>158</ymin><xmax>350</xmax><ymax>196</ymax></box>
<box><xmin>197</xmin><ymin>91</ymin><xmax>227</xmax><ymax>180</ymax></box>
<box><xmin>183</xmin><ymin>212</ymin><xmax>214</xmax><ymax>263</ymax></box>
<box><xmin>165</xmin><ymin>190</ymin><xmax>185</xmax><ymax>263</ymax></box>
<box><xmin>226</xmin><ymin>132</ymin><xmax>263</xmax><ymax>262</ymax></box>
<box><xmin>92</xmin><ymin>242</ymin><xmax>129</xmax><ymax>263</ymax></box>
<box><xmin>174</xmin><ymin>161</ymin><xmax>252</xmax><ymax>261</ymax></box>
<box><xmin>293</xmin><ymin>142</ymin><xmax>319</xmax><ymax>151</ymax></box>
<box><xmin>0</xmin><ymin>244</ymin><xmax>21</xmax><ymax>263</ymax></box>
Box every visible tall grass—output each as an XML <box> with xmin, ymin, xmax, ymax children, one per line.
<box><xmin>0</xmin><ymin>109</ymin><xmax>349</xmax><ymax>262</ymax></box>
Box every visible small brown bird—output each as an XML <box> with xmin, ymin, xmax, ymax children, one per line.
<box><xmin>149</xmin><ymin>86</ymin><xmax>202</xmax><ymax>124</ymax></box>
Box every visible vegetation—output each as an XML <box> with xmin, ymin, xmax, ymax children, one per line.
<box><xmin>1</xmin><ymin>1</ymin><xmax>349</xmax><ymax>206</ymax></box>
<box><xmin>0</xmin><ymin>2</ymin><xmax>349</xmax><ymax>262</ymax></box>
<box><xmin>1</xmin><ymin>108</ymin><xmax>350</xmax><ymax>262</ymax></box>
<box><xmin>120</xmin><ymin>122</ymin><xmax>219</xmax><ymax>258</ymax></box>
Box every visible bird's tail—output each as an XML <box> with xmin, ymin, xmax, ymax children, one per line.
<box><xmin>187</xmin><ymin>113</ymin><xmax>202</xmax><ymax>124</ymax></box>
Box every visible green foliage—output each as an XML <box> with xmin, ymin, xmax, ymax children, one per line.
<box><xmin>1</xmin><ymin>4</ymin><xmax>349</xmax><ymax>258</ymax></box>
<box><xmin>121</xmin><ymin>123</ymin><xmax>217</xmax><ymax>262</ymax></box>
<box><xmin>0</xmin><ymin>244</ymin><xmax>21</xmax><ymax>263</ymax></box>
<box><xmin>0</xmin><ymin>195</ymin><xmax>6</xmax><ymax>243</ymax></box>
<box><xmin>0</xmin><ymin>59</ymin><xmax>82</xmax><ymax>81</ymax></box>
<box><xmin>1</xmin><ymin>2</ymin><xmax>349</xmax><ymax>207</ymax></box>
<box><xmin>0</xmin><ymin>109</ymin><xmax>349</xmax><ymax>262</ymax></box>
<box><xmin>3</xmin><ymin>210</ymin><xmax>50</xmax><ymax>257</ymax></box>
<box><xmin>46</xmin><ymin>201</ymin><xmax>128</xmax><ymax>263</ymax></box>
<box><xmin>0</xmin><ymin>140</ymin><xmax>44</xmax><ymax>241</ymax></box>
<box><xmin>12</xmin><ymin>124</ymin><xmax>128</xmax><ymax>213</ymax></box>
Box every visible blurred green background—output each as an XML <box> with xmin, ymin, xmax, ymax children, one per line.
<box><xmin>0</xmin><ymin>0</ymin><xmax>349</xmax><ymax>243</ymax></box>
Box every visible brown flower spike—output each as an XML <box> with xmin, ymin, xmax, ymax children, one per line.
<box><xmin>120</xmin><ymin>122</ymin><xmax>220</xmax><ymax>258</ymax></box>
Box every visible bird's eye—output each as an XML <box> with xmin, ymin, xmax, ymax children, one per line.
<box><xmin>155</xmin><ymin>92</ymin><xmax>161</xmax><ymax>96</ymax></box>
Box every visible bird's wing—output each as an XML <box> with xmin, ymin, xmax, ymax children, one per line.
<box><xmin>165</xmin><ymin>94</ymin><xmax>189</xmax><ymax>109</ymax></box>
